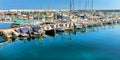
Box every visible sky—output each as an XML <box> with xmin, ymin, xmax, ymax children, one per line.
<box><xmin>0</xmin><ymin>0</ymin><xmax>120</xmax><ymax>10</ymax></box>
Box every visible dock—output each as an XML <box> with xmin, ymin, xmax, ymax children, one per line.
<box><xmin>0</xmin><ymin>28</ymin><xmax>17</xmax><ymax>32</ymax></box>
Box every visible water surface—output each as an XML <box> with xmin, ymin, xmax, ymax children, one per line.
<box><xmin>0</xmin><ymin>23</ymin><xmax>120</xmax><ymax>60</ymax></box>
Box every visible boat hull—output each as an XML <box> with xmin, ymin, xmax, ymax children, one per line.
<box><xmin>56</xmin><ymin>28</ymin><xmax>65</xmax><ymax>32</ymax></box>
<box><xmin>45</xmin><ymin>29</ymin><xmax>56</xmax><ymax>36</ymax></box>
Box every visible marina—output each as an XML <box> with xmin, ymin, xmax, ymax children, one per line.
<box><xmin>0</xmin><ymin>9</ymin><xmax>120</xmax><ymax>39</ymax></box>
<box><xmin>0</xmin><ymin>0</ymin><xmax>120</xmax><ymax>60</ymax></box>
<box><xmin>0</xmin><ymin>10</ymin><xmax>120</xmax><ymax>60</ymax></box>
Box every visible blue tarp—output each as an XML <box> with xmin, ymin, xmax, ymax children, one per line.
<box><xmin>20</xmin><ymin>28</ymin><xmax>29</xmax><ymax>33</ymax></box>
<box><xmin>80</xmin><ymin>16</ymin><xmax>87</xmax><ymax>19</ymax></box>
<box><xmin>32</xmin><ymin>26</ymin><xmax>41</xmax><ymax>32</ymax></box>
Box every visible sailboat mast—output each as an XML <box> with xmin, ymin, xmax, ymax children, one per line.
<box><xmin>73</xmin><ymin>0</ymin><xmax>75</xmax><ymax>10</ymax></box>
<box><xmin>79</xmin><ymin>0</ymin><xmax>82</xmax><ymax>11</ymax></box>
<box><xmin>85</xmin><ymin>0</ymin><xmax>87</xmax><ymax>11</ymax></box>
<box><xmin>70</xmin><ymin>0</ymin><xmax>72</xmax><ymax>12</ymax></box>
<box><xmin>91</xmin><ymin>0</ymin><xmax>94</xmax><ymax>11</ymax></box>
<box><xmin>85</xmin><ymin>0</ymin><xmax>88</xmax><ymax>11</ymax></box>
<box><xmin>87</xmin><ymin>0</ymin><xmax>88</xmax><ymax>11</ymax></box>
<box><xmin>47</xmin><ymin>1</ymin><xmax>50</xmax><ymax>11</ymax></box>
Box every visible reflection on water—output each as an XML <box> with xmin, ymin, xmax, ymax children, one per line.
<box><xmin>0</xmin><ymin>24</ymin><xmax>120</xmax><ymax>60</ymax></box>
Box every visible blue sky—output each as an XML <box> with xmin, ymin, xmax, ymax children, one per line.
<box><xmin>0</xmin><ymin>0</ymin><xmax>120</xmax><ymax>10</ymax></box>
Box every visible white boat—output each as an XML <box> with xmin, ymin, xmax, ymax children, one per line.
<box><xmin>44</xmin><ymin>25</ymin><xmax>56</xmax><ymax>36</ymax></box>
<box><xmin>75</xmin><ymin>23</ymin><xmax>83</xmax><ymax>29</ymax></box>
<box><xmin>63</xmin><ymin>23</ymin><xmax>74</xmax><ymax>30</ymax></box>
<box><xmin>55</xmin><ymin>23</ymin><xmax>65</xmax><ymax>32</ymax></box>
<box><xmin>85</xmin><ymin>22</ymin><xmax>93</xmax><ymax>27</ymax></box>
<box><xmin>56</xmin><ymin>27</ymin><xmax>65</xmax><ymax>32</ymax></box>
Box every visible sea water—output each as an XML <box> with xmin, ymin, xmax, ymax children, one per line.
<box><xmin>0</xmin><ymin>23</ymin><xmax>120</xmax><ymax>60</ymax></box>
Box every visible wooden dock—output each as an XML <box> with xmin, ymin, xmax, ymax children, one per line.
<box><xmin>0</xmin><ymin>28</ymin><xmax>17</xmax><ymax>32</ymax></box>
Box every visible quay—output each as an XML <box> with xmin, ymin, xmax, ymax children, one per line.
<box><xmin>0</xmin><ymin>28</ymin><xmax>17</xmax><ymax>31</ymax></box>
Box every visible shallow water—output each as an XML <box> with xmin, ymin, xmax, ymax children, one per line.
<box><xmin>0</xmin><ymin>23</ymin><xmax>120</xmax><ymax>60</ymax></box>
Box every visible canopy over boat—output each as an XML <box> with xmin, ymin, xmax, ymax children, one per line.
<box><xmin>32</xmin><ymin>26</ymin><xmax>41</xmax><ymax>32</ymax></box>
<box><xmin>14</xmin><ymin>19</ymin><xmax>23</xmax><ymax>24</ymax></box>
<box><xmin>80</xmin><ymin>16</ymin><xmax>88</xmax><ymax>19</ymax></box>
<box><xmin>20</xmin><ymin>27</ymin><xmax>29</xmax><ymax>33</ymax></box>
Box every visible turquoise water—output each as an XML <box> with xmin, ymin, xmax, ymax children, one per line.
<box><xmin>0</xmin><ymin>23</ymin><xmax>120</xmax><ymax>60</ymax></box>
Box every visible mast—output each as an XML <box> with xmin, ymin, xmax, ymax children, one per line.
<box><xmin>47</xmin><ymin>1</ymin><xmax>50</xmax><ymax>12</ymax></box>
<box><xmin>70</xmin><ymin>0</ymin><xmax>72</xmax><ymax>12</ymax></box>
<box><xmin>69</xmin><ymin>0</ymin><xmax>73</xmax><ymax>17</ymax></box>
<box><xmin>91</xmin><ymin>0</ymin><xmax>94</xmax><ymax>11</ymax></box>
<box><xmin>73</xmin><ymin>0</ymin><xmax>75</xmax><ymax>10</ymax></box>
<box><xmin>86</xmin><ymin>0</ymin><xmax>90</xmax><ymax>12</ymax></box>
<box><xmin>85</xmin><ymin>0</ymin><xmax>87</xmax><ymax>11</ymax></box>
<box><xmin>79</xmin><ymin>0</ymin><xmax>82</xmax><ymax>11</ymax></box>
<box><xmin>70</xmin><ymin>0</ymin><xmax>75</xmax><ymax>11</ymax></box>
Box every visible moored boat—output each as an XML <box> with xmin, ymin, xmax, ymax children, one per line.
<box><xmin>31</xmin><ymin>26</ymin><xmax>45</xmax><ymax>36</ymax></box>
<box><xmin>74</xmin><ymin>23</ymin><xmax>83</xmax><ymax>29</ymax></box>
<box><xmin>55</xmin><ymin>23</ymin><xmax>65</xmax><ymax>32</ymax></box>
<box><xmin>16</xmin><ymin>27</ymin><xmax>30</xmax><ymax>37</ymax></box>
<box><xmin>56</xmin><ymin>27</ymin><xmax>65</xmax><ymax>32</ymax></box>
<box><xmin>44</xmin><ymin>25</ymin><xmax>56</xmax><ymax>36</ymax></box>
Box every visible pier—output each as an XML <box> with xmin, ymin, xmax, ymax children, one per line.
<box><xmin>0</xmin><ymin>28</ymin><xmax>17</xmax><ymax>32</ymax></box>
